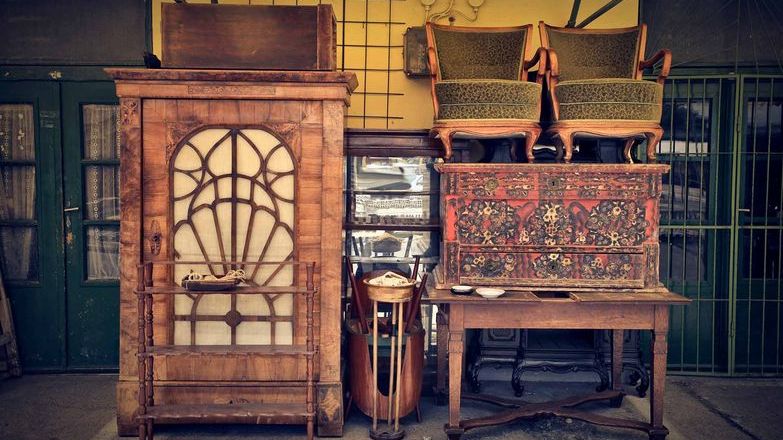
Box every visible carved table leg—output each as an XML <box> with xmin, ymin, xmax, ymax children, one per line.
<box><xmin>445</xmin><ymin>304</ymin><xmax>465</xmax><ymax>439</ymax></box>
<box><xmin>511</xmin><ymin>363</ymin><xmax>525</xmax><ymax>397</ymax></box>
<box><xmin>610</xmin><ymin>329</ymin><xmax>625</xmax><ymax>408</ymax></box>
<box><xmin>512</xmin><ymin>330</ymin><xmax>526</xmax><ymax>397</ymax></box>
<box><xmin>593</xmin><ymin>335</ymin><xmax>611</xmax><ymax>392</ymax></box>
<box><xmin>435</xmin><ymin>306</ymin><xmax>449</xmax><ymax>406</ymax></box>
<box><xmin>468</xmin><ymin>358</ymin><xmax>483</xmax><ymax>394</ymax></box>
<box><xmin>649</xmin><ymin>306</ymin><xmax>670</xmax><ymax>440</ymax></box>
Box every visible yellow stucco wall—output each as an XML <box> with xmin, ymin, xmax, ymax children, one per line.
<box><xmin>152</xmin><ymin>0</ymin><xmax>639</xmax><ymax>129</ymax></box>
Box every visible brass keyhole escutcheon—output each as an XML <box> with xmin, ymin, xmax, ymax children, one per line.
<box><xmin>149</xmin><ymin>220</ymin><xmax>162</xmax><ymax>256</ymax></box>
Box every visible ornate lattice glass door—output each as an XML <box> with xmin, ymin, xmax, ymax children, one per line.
<box><xmin>171</xmin><ymin>127</ymin><xmax>296</xmax><ymax>346</ymax></box>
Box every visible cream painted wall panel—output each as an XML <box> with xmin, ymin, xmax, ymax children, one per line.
<box><xmin>152</xmin><ymin>0</ymin><xmax>638</xmax><ymax>129</ymax></box>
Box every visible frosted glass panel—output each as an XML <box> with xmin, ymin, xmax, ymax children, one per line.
<box><xmin>0</xmin><ymin>104</ymin><xmax>38</xmax><ymax>281</ymax></box>
<box><xmin>171</xmin><ymin>128</ymin><xmax>296</xmax><ymax>345</ymax></box>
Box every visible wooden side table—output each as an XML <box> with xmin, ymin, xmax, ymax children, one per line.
<box><xmin>424</xmin><ymin>284</ymin><xmax>689</xmax><ymax>440</ymax></box>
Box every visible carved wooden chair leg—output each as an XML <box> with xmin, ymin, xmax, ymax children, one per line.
<box><xmin>525</xmin><ymin>130</ymin><xmax>539</xmax><ymax>163</ymax></box>
<box><xmin>561</xmin><ymin>131</ymin><xmax>575</xmax><ymax>163</ymax></box>
<box><xmin>509</xmin><ymin>138</ymin><xmax>518</xmax><ymax>162</ymax></box>
<box><xmin>524</xmin><ymin>133</ymin><xmax>535</xmax><ymax>163</ymax></box>
<box><xmin>645</xmin><ymin>128</ymin><xmax>663</xmax><ymax>163</ymax></box>
<box><xmin>436</xmin><ymin>128</ymin><xmax>455</xmax><ymax>160</ymax></box>
<box><xmin>553</xmin><ymin>134</ymin><xmax>565</xmax><ymax>163</ymax></box>
<box><xmin>623</xmin><ymin>138</ymin><xmax>638</xmax><ymax>163</ymax></box>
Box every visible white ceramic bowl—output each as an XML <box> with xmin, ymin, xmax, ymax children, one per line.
<box><xmin>475</xmin><ymin>287</ymin><xmax>505</xmax><ymax>299</ymax></box>
<box><xmin>451</xmin><ymin>285</ymin><xmax>474</xmax><ymax>294</ymax></box>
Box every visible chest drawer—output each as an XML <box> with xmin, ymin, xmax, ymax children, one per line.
<box><xmin>457</xmin><ymin>249</ymin><xmax>650</xmax><ymax>289</ymax></box>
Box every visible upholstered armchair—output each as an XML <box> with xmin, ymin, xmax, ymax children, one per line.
<box><xmin>425</xmin><ymin>23</ymin><xmax>546</xmax><ymax>160</ymax></box>
<box><xmin>539</xmin><ymin>22</ymin><xmax>671</xmax><ymax>163</ymax></box>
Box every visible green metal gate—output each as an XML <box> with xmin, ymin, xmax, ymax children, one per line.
<box><xmin>657</xmin><ymin>74</ymin><xmax>783</xmax><ymax>376</ymax></box>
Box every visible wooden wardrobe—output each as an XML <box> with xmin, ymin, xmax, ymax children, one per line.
<box><xmin>107</xmin><ymin>68</ymin><xmax>356</xmax><ymax>436</ymax></box>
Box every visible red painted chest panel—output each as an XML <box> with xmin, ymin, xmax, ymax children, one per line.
<box><xmin>436</xmin><ymin>163</ymin><xmax>669</xmax><ymax>289</ymax></box>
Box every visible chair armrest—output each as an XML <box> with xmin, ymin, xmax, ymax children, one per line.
<box><xmin>427</xmin><ymin>46</ymin><xmax>439</xmax><ymax>79</ymax></box>
<box><xmin>523</xmin><ymin>47</ymin><xmax>548</xmax><ymax>84</ymax></box>
<box><xmin>427</xmin><ymin>46</ymin><xmax>439</xmax><ymax>119</ymax></box>
<box><xmin>639</xmin><ymin>49</ymin><xmax>672</xmax><ymax>84</ymax></box>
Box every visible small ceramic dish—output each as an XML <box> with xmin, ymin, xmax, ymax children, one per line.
<box><xmin>475</xmin><ymin>287</ymin><xmax>506</xmax><ymax>299</ymax></box>
<box><xmin>450</xmin><ymin>285</ymin><xmax>474</xmax><ymax>295</ymax></box>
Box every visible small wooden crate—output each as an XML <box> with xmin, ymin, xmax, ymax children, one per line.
<box><xmin>161</xmin><ymin>3</ymin><xmax>336</xmax><ymax>70</ymax></box>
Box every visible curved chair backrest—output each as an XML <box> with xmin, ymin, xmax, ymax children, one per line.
<box><xmin>426</xmin><ymin>23</ymin><xmax>532</xmax><ymax>81</ymax></box>
<box><xmin>540</xmin><ymin>22</ymin><xmax>646</xmax><ymax>81</ymax></box>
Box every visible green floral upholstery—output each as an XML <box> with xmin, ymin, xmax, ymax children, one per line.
<box><xmin>544</xmin><ymin>27</ymin><xmax>641</xmax><ymax>82</ymax></box>
<box><xmin>435</xmin><ymin>79</ymin><xmax>541</xmax><ymax>120</ymax></box>
<box><xmin>555</xmin><ymin>78</ymin><xmax>663</xmax><ymax>120</ymax></box>
<box><xmin>432</xmin><ymin>27</ymin><xmax>527</xmax><ymax>80</ymax></box>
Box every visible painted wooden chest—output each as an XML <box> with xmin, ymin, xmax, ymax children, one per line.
<box><xmin>436</xmin><ymin>163</ymin><xmax>669</xmax><ymax>290</ymax></box>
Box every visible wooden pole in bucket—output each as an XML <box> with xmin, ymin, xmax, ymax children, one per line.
<box><xmin>394</xmin><ymin>301</ymin><xmax>404</xmax><ymax>432</ymax></box>
<box><xmin>387</xmin><ymin>305</ymin><xmax>396</xmax><ymax>425</ymax></box>
<box><xmin>372</xmin><ymin>300</ymin><xmax>379</xmax><ymax>433</ymax></box>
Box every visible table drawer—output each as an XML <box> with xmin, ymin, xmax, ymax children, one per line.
<box><xmin>457</xmin><ymin>251</ymin><xmax>646</xmax><ymax>289</ymax></box>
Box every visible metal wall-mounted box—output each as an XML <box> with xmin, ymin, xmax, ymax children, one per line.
<box><xmin>403</xmin><ymin>26</ymin><xmax>431</xmax><ymax>77</ymax></box>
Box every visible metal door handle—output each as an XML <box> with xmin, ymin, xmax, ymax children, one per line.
<box><xmin>737</xmin><ymin>208</ymin><xmax>750</xmax><ymax>213</ymax></box>
<box><xmin>64</xmin><ymin>207</ymin><xmax>80</xmax><ymax>213</ymax></box>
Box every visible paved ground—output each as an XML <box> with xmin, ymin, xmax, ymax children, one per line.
<box><xmin>1</xmin><ymin>374</ymin><xmax>782</xmax><ymax>440</ymax></box>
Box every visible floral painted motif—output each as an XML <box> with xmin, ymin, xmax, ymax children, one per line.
<box><xmin>524</xmin><ymin>202</ymin><xmax>575</xmax><ymax>246</ymax></box>
<box><xmin>458</xmin><ymin>173</ymin><xmax>534</xmax><ymax>198</ymax></box>
<box><xmin>585</xmin><ymin>200</ymin><xmax>648</xmax><ymax>246</ymax></box>
<box><xmin>580</xmin><ymin>254</ymin><xmax>633</xmax><ymax>280</ymax></box>
<box><xmin>457</xmin><ymin>200</ymin><xmax>520</xmax><ymax>245</ymax></box>
<box><xmin>532</xmin><ymin>253</ymin><xmax>574</xmax><ymax>279</ymax></box>
<box><xmin>576</xmin><ymin>175</ymin><xmax>648</xmax><ymax>198</ymax></box>
<box><xmin>461</xmin><ymin>253</ymin><xmax>517</xmax><ymax>278</ymax></box>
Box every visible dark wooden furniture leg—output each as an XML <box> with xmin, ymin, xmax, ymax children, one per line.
<box><xmin>445</xmin><ymin>304</ymin><xmax>465</xmax><ymax>440</ymax></box>
<box><xmin>610</xmin><ymin>329</ymin><xmax>625</xmax><ymax>407</ymax></box>
<box><xmin>650</xmin><ymin>306</ymin><xmax>670</xmax><ymax>440</ymax></box>
<box><xmin>435</xmin><ymin>307</ymin><xmax>449</xmax><ymax>405</ymax></box>
<box><xmin>646</xmin><ymin>128</ymin><xmax>663</xmax><ymax>163</ymax></box>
